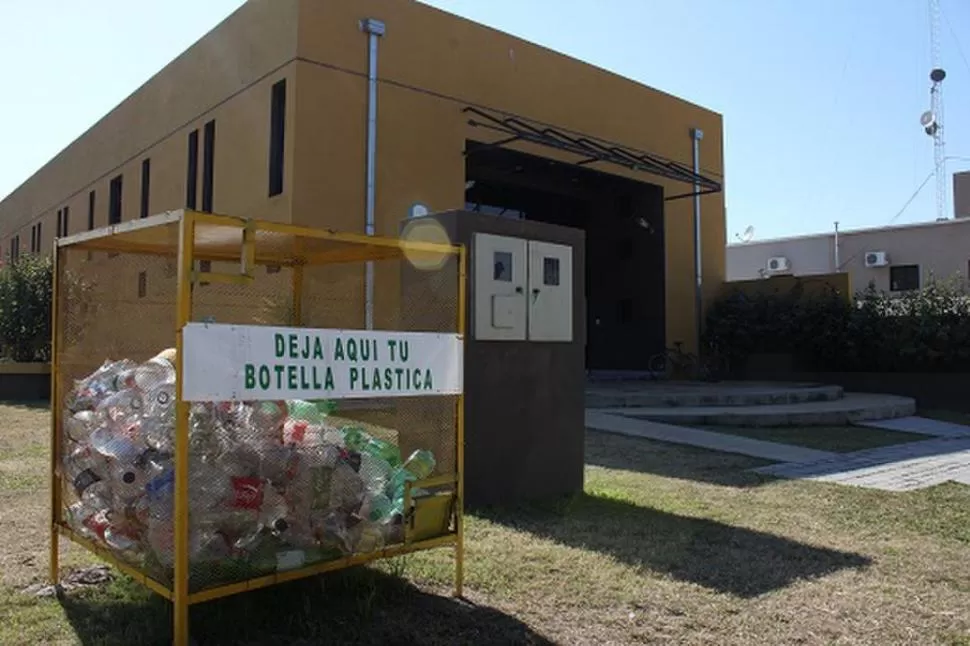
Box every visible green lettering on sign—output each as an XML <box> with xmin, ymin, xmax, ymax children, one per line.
<box><xmin>275</xmin><ymin>334</ymin><xmax>286</xmax><ymax>358</ymax></box>
<box><xmin>244</xmin><ymin>364</ymin><xmax>255</xmax><ymax>389</ymax></box>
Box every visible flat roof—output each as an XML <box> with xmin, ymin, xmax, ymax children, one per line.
<box><xmin>727</xmin><ymin>216</ymin><xmax>970</xmax><ymax>248</ymax></box>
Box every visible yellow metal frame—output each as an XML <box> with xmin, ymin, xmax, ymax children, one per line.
<box><xmin>49</xmin><ymin>210</ymin><xmax>466</xmax><ymax>646</ymax></box>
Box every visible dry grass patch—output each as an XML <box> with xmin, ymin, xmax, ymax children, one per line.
<box><xmin>1</xmin><ymin>405</ymin><xmax>969</xmax><ymax>644</ymax></box>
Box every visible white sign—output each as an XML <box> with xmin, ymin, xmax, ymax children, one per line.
<box><xmin>181</xmin><ymin>323</ymin><xmax>463</xmax><ymax>402</ymax></box>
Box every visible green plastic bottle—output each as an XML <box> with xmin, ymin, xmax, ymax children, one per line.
<box><xmin>341</xmin><ymin>426</ymin><xmax>369</xmax><ymax>452</ymax></box>
<box><xmin>287</xmin><ymin>400</ymin><xmax>323</xmax><ymax>425</ymax></box>
<box><xmin>364</xmin><ymin>437</ymin><xmax>402</xmax><ymax>468</ymax></box>
<box><xmin>403</xmin><ymin>449</ymin><xmax>436</xmax><ymax>480</ymax></box>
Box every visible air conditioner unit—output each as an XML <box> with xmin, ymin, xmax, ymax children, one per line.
<box><xmin>864</xmin><ymin>251</ymin><xmax>889</xmax><ymax>268</ymax></box>
<box><xmin>766</xmin><ymin>256</ymin><xmax>791</xmax><ymax>273</ymax></box>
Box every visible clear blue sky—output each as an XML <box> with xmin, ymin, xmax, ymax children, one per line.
<box><xmin>2</xmin><ymin>0</ymin><xmax>969</xmax><ymax>241</ymax></box>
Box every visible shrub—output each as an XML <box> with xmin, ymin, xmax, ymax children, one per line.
<box><xmin>704</xmin><ymin>275</ymin><xmax>970</xmax><ymax>373</ymax></box>
<box><xmin>0</xmin><ymin>255</ymin><xmax>53</xmax><ymax>362</ymax></box>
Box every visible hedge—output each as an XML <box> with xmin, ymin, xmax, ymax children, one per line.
<box><xmin>704</xmin><ymin>275</ymin><xmax>970</xmax><ymax>373</ymax></box>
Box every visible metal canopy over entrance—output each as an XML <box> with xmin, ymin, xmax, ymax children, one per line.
<box><xmin>463</xmin><ymin>107</ymin><xmax>722</xmax><ymax>201</ymax></box>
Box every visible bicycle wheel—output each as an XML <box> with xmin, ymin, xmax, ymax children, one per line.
<box><xmin>648</xmin><ymin>352</ymin><xmax>668</xmax><ymax>379</ymax></box>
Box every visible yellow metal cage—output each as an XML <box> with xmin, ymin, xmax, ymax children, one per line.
<box><xmin>49</xmin><ymin>210</ymin><xmax>466</xmax><ymax>646</ymax></box>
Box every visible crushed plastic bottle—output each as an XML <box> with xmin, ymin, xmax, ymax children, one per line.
<box><xmin>60</xmin><ymin>351</ymin><xmax>440</xmax><ymax>582</ymax></box>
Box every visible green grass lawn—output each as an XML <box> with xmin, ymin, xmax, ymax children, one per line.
<box><xmin>2</xmin><ymin>405</ymin><xmax>970</xmax><ymax>644</ymax></box>
<box><xmin>690</xmin><ymin>424</ymin><xmax>930</xmax><ymax>453</ymax></box>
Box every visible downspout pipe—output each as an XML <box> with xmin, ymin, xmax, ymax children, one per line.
<box><xmin>833</xmin><ymin>221</ymin><xmax>840</xmax><ymax>271</ymax></box>
<box><xmin>361</xmin><ymin>18</ymin><xmax>385</xmax><ymax>330</ymax></box>
<box><xmin>690</xmin><ymin>128</ymin><xmax>704</xmax><ymax>356</ymax></box>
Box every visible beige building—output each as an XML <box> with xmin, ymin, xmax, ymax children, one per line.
<box><xmin>956</xmin><ymin>170</ymin><xmax>970</xmax><ymax>219</ymax></box>
<box><xmin>0</xmin><ymin>0</ymin><xmax>728</xmax><ymax>370</ymax></box>
<box><xmin>727</xmin><ymin>215</ymin><xmax>970</xmax><ymax>293</ymax></box>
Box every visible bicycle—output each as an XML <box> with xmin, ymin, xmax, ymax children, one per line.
<box><xmin>648</xmin><ymin>341</ymin><xmax>698</xmax><ymax>380</ymax></box>
<box><xmin>649</xmin><ymin>342</ymin><xmax>730</xmax><ymax>381</ymax></box>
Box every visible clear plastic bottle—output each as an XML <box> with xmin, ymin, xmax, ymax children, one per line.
<box><xmin>132</xmin><ymin>353</ymin><xmax>176</xmax><ymax>391</ymax></box>
<box><xmin>96</xmin><ymin>389</ymin><xmax>145</xmax><ymax>428</ymax></box>
<box><xmin>64</xmin><ymin>410</ymin><xmax>99</xmax><ymax>443</ymax></box>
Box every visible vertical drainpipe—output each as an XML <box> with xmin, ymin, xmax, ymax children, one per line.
<box><xmin>833</xmin><ymin>221</ymin><xmax>840</xmax><ymax>272</ymax></box>
<box><xmin>360</xmin><ymin>18</ymin><xmax>385</xmax><ymax>330</ymax></box>
<box><xmin>690</xmin><ymin>128</ymin><xmax>704</xmax><ymax>356</ymax></box>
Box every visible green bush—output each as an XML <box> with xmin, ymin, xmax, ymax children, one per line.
<box><xmin>0</xmin><ymin>255</ymin><xmax>53</xmax><ymax>362</ymax></box>
<box><xmin>704</xmin><ymin>275</ymin><xmax>970</xmax><ymax>373</ymax></box>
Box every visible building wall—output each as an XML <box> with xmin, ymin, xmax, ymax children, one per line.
<box><xmin>1</xmin><ymin>0</ymin><xmax>727</xmax><ymax>356</ymax></box>
<box><xmin>293</xmin><ymin>0</ymin><xmax>726</xmax><ymax>353</ymax></box>
<box><xmin>0</xmin><ymin>0</ymin><xmax>300</xmax><ymax>256</ymax></box>
<box><xmin>727</xmin><ymin>235</ymin><xmax>834</xmax><ymax>281</ymax></box>
<box><xmin>727</xmin><ymin>218</ymin><xmax>970</xmax><ymax>293</ymax></box>
<box><xmin>955</xmin><ymin>171</ymin><xmax>970</xmax><ymax>219</ymax></box>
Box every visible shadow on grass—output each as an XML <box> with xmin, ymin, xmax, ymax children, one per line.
<box><xmin>477</xmin><ymin>492</ymin><xmax>871</xmax><ymax>598</ymax></box>
<box><xmin>58</xmin><ymin>566</ymin><xmax>552</xmax><ymax>646</ymax></box>
<box><xmin>585</xmin><ymin>430</ymin><xmax>777</xmax><ymax>488</ymax></box>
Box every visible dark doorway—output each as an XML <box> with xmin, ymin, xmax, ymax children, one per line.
<box><xmin>465</xmin><ymin>142</ymin><xmax>666</xmax><ymax>371</ymax></box>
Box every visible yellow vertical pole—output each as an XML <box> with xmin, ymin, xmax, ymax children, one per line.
<box><xmin>454</xmin><ymin>245</ymin><xmax>467</xmax><ymax>598</ymax></box>
<box><xmin>173</xmin><ymin>212</ymin><xmax>196</xmax><ymax>646</ymax></box>
<box><xmin>48</xmin><ymin>242</ymin><xmax>62</xmax><ymax>584</ymax></box>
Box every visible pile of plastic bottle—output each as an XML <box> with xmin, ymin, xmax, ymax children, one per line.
<box><xmin>60</xmin><ymin>349</ymin><xmax>437</xmax><ymax>584</ymax></box>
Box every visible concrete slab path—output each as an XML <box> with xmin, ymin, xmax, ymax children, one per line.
<box><xmin>754</xmin><ymin>437</ymin><xmax>970</xmax><ymax>491</ymax></box>
<box><xmin>858</xmin><ymin>416</ymin><xmax>970</xmax><ymax>438</ymax></box>
<box><xmin>586</xmin><ymin>410</ymin><xmax>837</xmax><ymax>463</ymax></box>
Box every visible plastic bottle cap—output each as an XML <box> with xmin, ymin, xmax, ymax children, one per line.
<box><xmin>123</xmin><ymin>471</ymin><xmax>136</xmax><ymax>484</ymax></box>
<box><xmin>273</xmin><ymin>518</ymin><xmax>289</xmax><ymax>533</ymax></box>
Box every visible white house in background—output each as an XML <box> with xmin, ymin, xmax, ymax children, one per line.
<box><xmin>726</xmin><ymin>216</ymin><xmax>970</xmax><ymax>293</ymax></box>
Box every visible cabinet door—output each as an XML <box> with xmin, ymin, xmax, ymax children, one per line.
<box><xmin>473</xmin><ymin>233</ymin><xmax>527</xmax><ymax>341</ymax></box>
<box><xmin>528</xmin><ymin>240</ymin><xmax>573</xmax><ymax>342</ymax></box>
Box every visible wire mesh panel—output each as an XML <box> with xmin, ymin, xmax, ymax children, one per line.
<box><xmin>52</xmin><ymin>212</ymin><xmax>464</xmax><ymax>606</ymax></box>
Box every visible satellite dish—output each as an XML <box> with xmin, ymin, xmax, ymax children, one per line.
<box><xmin>930</xmin><ymin>68</ymin><xmax>946</xmax><ymax>83</ymax></box>
<box><xmin>736</xmin><ymin>225</ymin><xmax>755</xmax><ymax>243</ymax></box>
<box><xmin>920</xmin><ymin>110</ymin><xmax>936</xmax><ymax>127</ymax></box>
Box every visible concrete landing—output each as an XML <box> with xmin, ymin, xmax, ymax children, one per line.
<box><xmin>586</xmin><ymin>411</ymin><xmax>837</xmax><ymax>463</ymax></box>
<box><xmin>601</xmin><ymin>392</ymin><xmax>916</xmax><ymax>427</ymax></box>
<box><xmin>754</xmin><ymin>437</ymin><xmax>970</xmax><ymax>491</ymax></box>
<box><xmin>858</xmin><ymin>416</ymin><xmax>970</xmax><ymax>438</ymax></box>
<box><xmin>586</xmin><ymin>381</ymin><xmax>843</xmax><ymax>409</ymax></box>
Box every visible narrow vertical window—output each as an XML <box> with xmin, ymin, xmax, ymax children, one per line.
<box><xmin>56</xmin><ymin>210</ymin><xmax>62</xmax><ymax>238</ymax></box>
<box><xmin>138</xmin><ymin>271</ymin><xmax>147</xmax><ymax>298</ymax></box>
<box><xmin>88</xmin><ymin>190</ymin><xmax>96</xmax><ymax>230</ymax></box>
<box><xmin>186</xmin><ymin>129</ymin><xmax>199</xmax><ymax>209</ymax></box>
<box><xmin>269</xmin><ymin>79</ymin><xmax>286</xmax><ymax>196</ymax></box>
<box><xmin>63</xmin><ymin>206</ymin><xmax>69</xmax><ymax>236</ymax></box>
<box><xmin>140</xmin><ymin>158</ymin><xmax>151</xmax><ymax>218</ymax></box>
<box><xmin>202</xmin><ymin>120</ymin><xmax>216</xmax><ymax>213</ymax></box>
<box><xmin>109</xmin><ymin>175</ymin><xmax>123</xmax><ymax>224</ymax></box>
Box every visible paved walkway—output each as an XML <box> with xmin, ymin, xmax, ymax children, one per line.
<box><xmin>859</xmin><ymin>416</ymin><xmax>970</xmax><ymax>438</ymax></box>
<box><xmin>586</xmin><ymin>411</ymin><xmax>836</xmax><ymax>463</ymax></box>
<box><xmin>587</xmin><ymin>410</ymin><xmax>970</xmax><ymax>491</ymax></box>
<box><xmin>754</xmin><ymin>438</ymin><xmax>970</xmax><ymax>491</ymax></box>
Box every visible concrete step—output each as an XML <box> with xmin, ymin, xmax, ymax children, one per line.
<box><xmin>586</xmin><ymin>381</ymin><xmax>843</xmax><ymax>409</ymax></box>
<box><xmin>595</xmin><ymin>392</ymin><xmax>916</xmax><ymax>427</ymax></box>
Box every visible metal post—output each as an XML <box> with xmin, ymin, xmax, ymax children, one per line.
<box><xmin>49</xmin><ymin>240</ymin><xmax>62</xmax><ymax>585</ymax></box>
<box><xmin>454</xmin><ymin>245</ymin><xmax>467</xmax><ymax>598</ymax></box>
<box><xmin>173</xmin><ymin>212</ymin><xmax>196</xmax><ymax>646</ymax></box>
<box><xmin>361</xmin><ymin>18</ymin><xmax>385</xmax><ymax>330</ymax></box>
<box><xmin>690</xmin><ymin>128</ymin><xmax>704</xmax><ymax>357</ymax></box>
<box><xmin>833</xmin><ymin>221</ymin><xmax>840</xmax><ymax>271</ymax></box>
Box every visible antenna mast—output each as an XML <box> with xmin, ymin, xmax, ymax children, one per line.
<box><xmin>927</xmin><ymin>0</ymin><xmax>948</xmax><ymax>220</ymax></box>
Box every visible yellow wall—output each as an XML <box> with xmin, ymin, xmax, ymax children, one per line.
<box><xmin>2</xmin><ymin>0</ymin><xmax>727</xmax><ymax>356</ymax></box>
<box><xmin>294</xmin><ymin>0</ymin><xmax>726</xmax><ymax>352</ymax></box>
<box><xmin>0</xmin><ymin>0</ymin><xmax>300</xmax><ymax>250</ymax></box>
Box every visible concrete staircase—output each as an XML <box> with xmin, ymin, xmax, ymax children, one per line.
<box><xmin>586</xmin><ymin>381</ymin><xmax>915</xmax><ymax>427</ymax></box>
